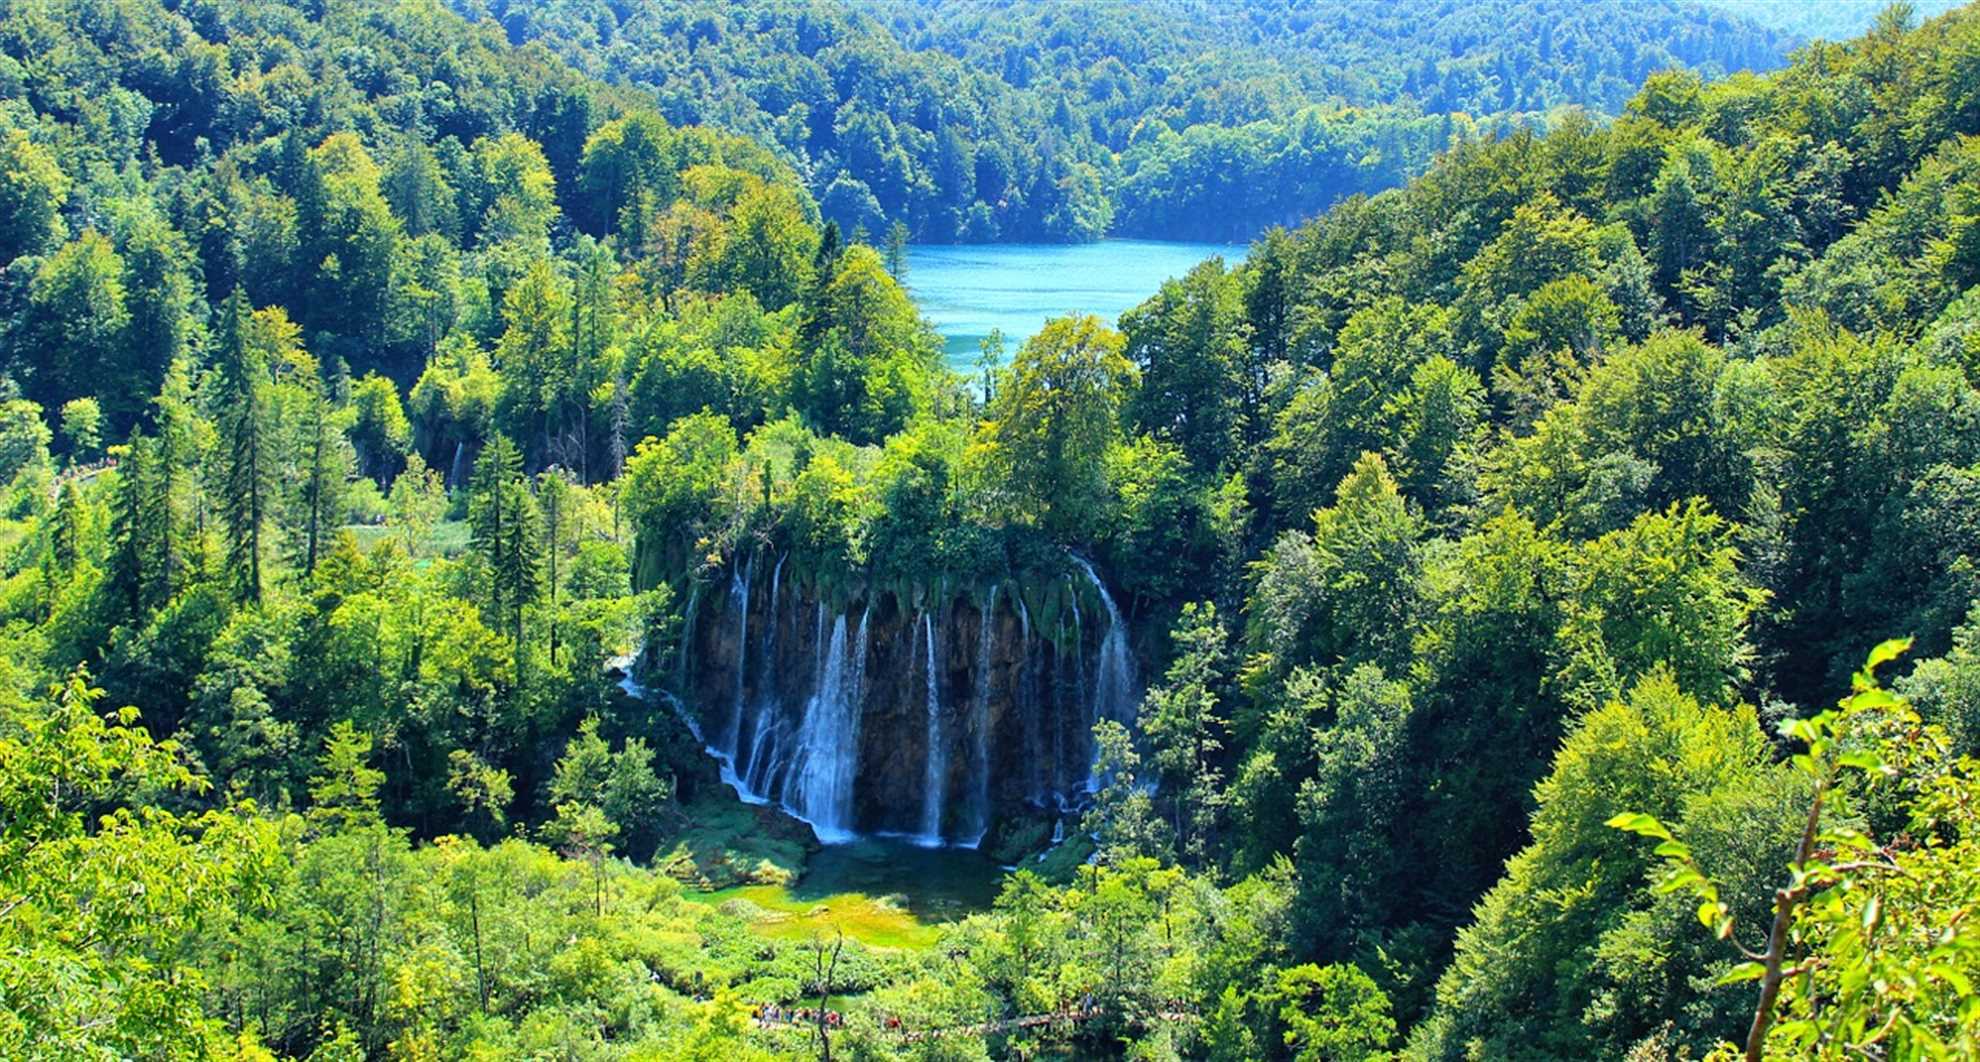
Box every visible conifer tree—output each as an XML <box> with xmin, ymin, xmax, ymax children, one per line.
<box><xmin>1141</xmin><ymin>601</ymin><xmax>1231</xmax><ymax>865</ymax></box>
<box><xmin>537</xmin><ymin>466</ymin><xmax>575</xmax><ymax>665</ymax></box>
<box><xmin>216</xmin><ymin>288</ymin><xmax>271</xmax><ymax>604</ymax></box>
<box><xmin>107</xmin><ymin>434</ymin><xmax>149</xmax><ymax>619</ymax></box>
<box><xmin>469</xmin><ymin>434</ymin><xmax>539</xmax><ymax>646</ymax></box>
<box><xmin>149</xmin><ymin>356</ymin><xmax>201</xmax><ymax>601</ymax></box>
<box><xmin>299</xmin><ymin>383</ymin><xmax>346</xmax><ymax>577</ymax></box>
<box><xmin>49</xmin><ymin>480</ymin><xmax>81</xmax><ymax>575</ymax></box>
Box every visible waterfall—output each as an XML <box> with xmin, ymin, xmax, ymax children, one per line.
<box><xmin>1071</xmin><ymin>555</ymin><xmax>1140</xmax><ymax>786</ymax></box>
<box><xmin>1053</xmin><ymin>616</ymin><xmax>1070</xmax><ymax>799</ymax></box>
<box><xmin>737</xmin><ymin>554</ymin><xmax>785</xmax><ymax>791</ymax></box>
<box><xmin>917</xmin><ymin>611</ymin><xmax>946</xmax><ymax>845</ymax></box>
<box><xmin>962</xmin><ymin>586</ymin><xmax>997</xmax><ymax>846</ymax></box>
<box><xmin>762</xmin><ymin>559</ymin><xmax>784</xmax><ymax>705</ymax></box>
<box><xmin>1016</xmin><ymin>597</ymin><xmax>1044</xmax><ymax>805</ymax></box>
<box><xmin>676</xmin><ymin>581</ymin><xmax>702</xmax><ymax>689</ymax></box>
<box><xmin>645</xmin><ymin>556</ymin><xmax>1145</xmax><ymax>845</ymax></box>
<box><xmin>781</xmin><ymin>609</ymin><xmax>870</xmax><ymax>843</ymax></box>
<box><xmin>449</xmin><ymin>440</ymin><xmax>467</xmax><ymax>487</ymax></box>
<box><xmin>740</xmin><ymin>710</ymin><xmax>783</xmax><ymax>800</ymax></box>
<box><xmin>812</xmin><ymin>601</ymin><xmax>827</xmax><ymax>685</ymax></box>
<box><xmin>614</xmin><ymin>655</ymin><xmax>695</xmax><ymax>740</ymax></box>
<box><xmin>1066</xmin><ymin>588</ymin><xmax>1087</xmax><ymax>799</ymax></box>
<box><xmin>723</xmin><ymin>554</ymin><xmax>754</xmax><ymax>758</ymax></box>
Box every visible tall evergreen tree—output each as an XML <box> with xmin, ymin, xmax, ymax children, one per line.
<box><xmin>49</xmin><ymin>480</ymin><xmax>80</xmax><ymax>575</ymax></box>
<box><xmin>469</xmin><ymin>434</ymin><xmax>539</xmax><ymax>646</ymax></box>
<box><xmin>1141</xmin><ymin>601</ymin><xmax>1231</xmax><ymax>865</ymax></box>
<box><xmin>216</xmin><ymin>289</ymin><xmax>271</xmax><ymax>605</ymax></box>
<box><xmin>537</xmin><ymin>466</ymin><xmax>575</xmax><ymax>665</ymax></box>
<box><xmin>107</xmin><ymin>433</ymin><xmax>151</xmax><ymax>619</ymax></box>
<box><xmin>150</xmin><ymin>356</ymin><xmax>201</xmax><ymax>602</ymax></box>
<box><xmin>299</xmin><ymin>384</ymin><xmax>346</xmax><ymax>577</ymax></box>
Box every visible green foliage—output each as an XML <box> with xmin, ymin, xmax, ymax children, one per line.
<box><xmin>1140</xmin><ymin>601</ymin><xmax>1232</xmax><ymax>865</ymax></box>
<box><xmin>1249</xmin><ymin>451</ymin><xmax>1425</xmax><ymax>679</ymax></box>
<box><xmin>971</xmin><ymin>314</ymin><xmax>1136</xmax><ymax>540</ymax></box>
<box><xmin>470</xmin><ymin>0</ymin><xmax>1800</xmax><ymax>241</ymax></box>
<box><xmin>216</xmin><ymin>290</ymin><xmax>273</xmax><ymax>605</ymax></box>
<box><xmin>1608</xmin><ymin>640</ymin><xmax>1980</xmax><ymax>1059</ymax></box>
<box><xmin>0</xmin><ymin>2</ymin><xmax>1977</xmax><ymax>1058</ymax></box>
<box><xmin>547</xmin><ymin>715</ymin><xmax>671</xmax><ymax>860</ymax></box>
<box><xmin>0</xmin><ymin>126</ymin><xmax>66</xmax><ymax>263</ymax></box>
<box><xmin>468</xmin><ymin>435</ymin><xmax>540</xmax><ymax>646</ymax></box>
<box><xmin>1273</xmin><ymin>962</ymin><xmax>1396</xmax><ymax>1062</ymax></box>
<box><xmin>1417</xmin><ymin>671</ymin><xmax>1787</xmax><ymax>1059</ymax></box>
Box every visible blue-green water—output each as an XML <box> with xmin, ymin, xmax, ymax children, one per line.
<box><xmin>906</xmin><ymin>239</ymin><xmax>1244</xmax><ymax>370</ymax></box>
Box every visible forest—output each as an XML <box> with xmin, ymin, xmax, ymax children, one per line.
<box><xmin>2</xmin><ymin>0</ymin><xmax>1980</xmax><ymax>1060</ymax></box>
<box><xmin>457</xmin><ymin>0</ymin><xmax>1805</xmax><ymax>241</ymax></box>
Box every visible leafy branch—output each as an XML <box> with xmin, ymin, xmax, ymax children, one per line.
<box><xmin>1608</xmin><ymin>637</ymin><xmax>1912</xmax><ymax>1062</ymax></box>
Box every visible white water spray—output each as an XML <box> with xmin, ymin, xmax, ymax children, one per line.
<box><xmin>918</xmin><ymin>611</ymin><xmax>946</xmax><ymax>845</ymax></box>
<box><xmin>1071</xmin><ymin>556</ymin><xmax>1139</xmax><ymax>786</ymax></box>
<box><xmin>781</xmin><ymin>610</ymin><xmax>870</xmax><ymax>842</ymax></box>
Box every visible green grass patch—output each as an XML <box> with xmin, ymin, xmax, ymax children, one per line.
<box><xmin>684</xmin><ymin>884</ymin><xmax>941</xmax><ymax>949</ymax></box>
<box><xmin>340</xmin><ymin>519</ymin><xmax>469</xmax><ymax>558</ymax></box>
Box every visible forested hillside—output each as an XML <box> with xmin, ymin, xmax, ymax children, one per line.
<box><xmin>456</xmin><ymin>0</ymin><xmax>1798</xmax><ymax>240</ymax></box>
<box><xmin>3</xmin><ymin>0</ymin><xmax>1980</xmax><ymax>1059</ymax></box>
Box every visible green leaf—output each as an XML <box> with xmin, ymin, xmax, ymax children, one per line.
<box><xmin>1605</xmin><ymin>812</ymin><xmax>1672</xmax><ymax>841</ymax></box>
<box><xmin>1929</xmin><ymin>964</ymin><xmax>1974</xmax><ymax>998</ymax></box>
<box><xmin>1696</xmin><ymin>900</ymin><xmax>1721</xmax><ymax>930</ymax></box>
<box><xmin>1655</xmin><ymin>866</ymin><xmax>1706</xmax><ymax>896</ymax></box>
<box><xmin>1866</xmin><ymin>637</ymin><xmax>1913</xmax><ymax>673</ymax></box>
<box><xmin>1837</xmin><ymin>750</ymin><xmax>1885</xmax><ymax>772</ymax></box>
<box><xmin>1842</xmin><ymin>689</ymin><xmax>1899</xmax><ymax>712</ymax></box>
<box><xmin>1652</xmin><ymin>839</ymin><xmax>1692</xmax><ymax>860</ymax></box>
<box><xmin>1718</xmin><ymin>962</ymin><xmax>1767</xmax><ymax>985</ymax></box>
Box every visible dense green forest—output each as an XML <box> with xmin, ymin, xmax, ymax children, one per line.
<box><xmin>454</xmin><ymin>0</ymin><xmax>1802</xmax><ymax>240</ymax></box>
<box><xmin>4</xmin><ymin>0</ymin><xmax>1980</xmax><ymax>1060</ymax></box>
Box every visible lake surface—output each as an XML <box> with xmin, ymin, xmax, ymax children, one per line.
<box><xmin>906</xmin><ymin>239</ymin><xmax>1245</xmax><ymax>370</ymax></box>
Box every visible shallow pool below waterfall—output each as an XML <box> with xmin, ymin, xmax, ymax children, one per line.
<box><xmin>905</xmin><ymin>239</ymin><xmax>1245</xmax><ymax>371</ymax></box>
<box><xmin>685</xmin><ymin>836</ymin><xmax>1009</xmax><ymax>949</ymax></box>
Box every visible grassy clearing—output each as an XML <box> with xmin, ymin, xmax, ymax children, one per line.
<box><xmin>340</xmin><ymin>519</ymin><xmax>469</xmax><ymax>558</ymax></box>
<box><xmin>684</xmin><ymin>884</ymin><xmax>941</xmax><ymax>949</ymax></box>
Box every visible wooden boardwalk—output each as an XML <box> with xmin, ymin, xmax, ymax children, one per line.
<box><xmin>755</xmin><ymin>1006</ymin><xmax>1197</xmax><ymax>1043</ymax></box>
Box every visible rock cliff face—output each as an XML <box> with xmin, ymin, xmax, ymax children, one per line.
<box><xmin>670</xmin><ymin>554</ymin><xmax>1140</xmax><ymax>845</ymax></box>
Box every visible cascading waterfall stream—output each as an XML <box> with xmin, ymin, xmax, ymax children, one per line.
<box><xmin>918</xmin><ymin>611</ymin><xmax>946</xmax><ymax>845</ymax></box>
<box><xmin>676</xmin><ymin>582</ymin><xmax>702</xmax><ymax>689</ymax></box>
<box><xmin>649</xmin><ymin>554</ymin><xmax>1142</xmax><ymax>844</ymax></box>
<box><xmin>780</xmin><ymin>610</ymin><xmax>870</xmax><ymax>842</ymax></box>
<box><xmin>963</xmin><ymin>585</ymin><xmax>997</xmax><ymax>845</ymax></box>
<box><xmin>723</xmin><ymin>554</ymin><xmax>753</xmax><ymax>758</ymax></box>
<box><xmin>1072</xmin><ymin>555</ymin><xmax>1140</xmax><ymax>785</ymax></box>
<box><xmin>1016</xmin><ymin>598</ymin><xmax>1046</xmax><ymax>805</ymax></box>
<box><xmin>738</xmin><ymin>556</ymin><xmax>786</xmax><ymax>797</ymax></box>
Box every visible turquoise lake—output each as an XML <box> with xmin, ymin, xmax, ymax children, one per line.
<box><xmin>905</xmin><ymin>239</ymin><xmax>1245</xmax><ymax>370</ymax></box>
